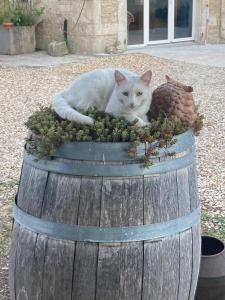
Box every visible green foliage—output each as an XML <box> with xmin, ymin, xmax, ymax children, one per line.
<box><xmin>25</xmin><ymin>106</ymin><xmax>194</xmax><ymax>166</ymax></box>
<box><xmin>0</xmin><ymin>1</ymin><xmax>44</xmax><ymax>26</ymax></box>
<box><xmin>11</xmin><ymin>6</ymin><xmax>44</xmax><ymax>26</ymax></box>
<box><xmin>201</xmin><ymin>211</ymin><xmax>225</xmax><ymax>241</ymax></box>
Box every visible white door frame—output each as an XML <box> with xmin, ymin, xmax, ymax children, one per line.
<box><xmin>127</xmin><ymin>0</ymin><xmax>196</xmax><ymax>48</ymax></box>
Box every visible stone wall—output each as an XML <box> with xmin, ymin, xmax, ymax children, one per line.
<box><xmin>0</xmin><ymin>0</ymin><xmax>5</xmax><ymax>10</ymax></box>
<box><xmin>195</xmin><ymin>0</ymin><xmax>209</xmax><ymax>42</ymax></box>
<box><xmin>220</xmin><ymin>0</ymin><xmax>225</xmax><ymax>40</ymax></box>
<box><xmin>33</xmin><ymin>0</ymin><xmax>225</xmax><ymax>54</ymax></box>
<box><xmin>208</xmin><ymin>0</ymin><xmax>222</xmax><ymax>42</ymax></box>
<box><xmin>34</xmin><ymin>0</ymin><xmax>127</xmax><ymax>54</ymax></box>
<box><xmin>196</xmin><ymin>0</ymin><xmax>225</xmax><ymax>43</ymax></box>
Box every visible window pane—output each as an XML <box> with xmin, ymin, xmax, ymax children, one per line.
<box><xmin>149</xmin><ymin>0</ymin><xmax>168</xmax><ymax>41</ymax></box>
<box><xmin>127</xmin><ymin>0</ymin><xmax>144</xmax><ymax>45</ymax></box>
<box><xmin>174</xmin><ymin>0</ymin><xmax>193</xmax><ymax>39</ymax></box>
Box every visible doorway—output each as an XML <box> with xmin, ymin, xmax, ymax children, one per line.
<box><xmin>127</xmin><ymin>0</ymin><xmax>195</xmax><ymax>46</ymax></box>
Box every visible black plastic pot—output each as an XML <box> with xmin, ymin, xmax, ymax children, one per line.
<box><xmin>195</xmin><ymin>236</ymin><xmax>225</xmax><ymax>300</ymax></box>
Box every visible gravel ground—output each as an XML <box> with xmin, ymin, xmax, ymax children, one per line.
<box><xmin>0</xmin><ymin>53</ymin><xmax>224</xmax><ymax>298</ymax></box>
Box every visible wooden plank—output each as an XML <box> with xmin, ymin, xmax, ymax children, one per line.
<box><xmin>161</xmin><ymin>235</ymin><xmax>180</xmax><ymax>300</ymax></box>
<box><xmin>119</xmin><ymin>242</ymin><xmax>143</xmax><ymax>300</ymax></box>
<box><xmin>77</xmin><ymin>177</ymin><xmax>102</xmax><ymax>226</ymax></box>
<box><xmin>142</xmin><ymin>240</ymin><xmax>163</xmax><ymax>300</ymax></box>
<box><xmin>100</xmin><ymin>179</ymin><xmax>129</xmax><ymax>227</ymax></box>
<box><xmin>41</xmin><ymin>173</ymin><xmax>81</xmax><ymax>224</ymax></box>
<box><xmin>42</xmin><ymin>238</ymin><xmax>74</xmax><ymax>300</ymax></box>
<box><xmin>143</xmin><ymin>175</ymin><xmax>163</xmax><ymax>300</ymax></box>
<box><xmin>144</xmin><ymin>175</ymin><xmax>161</xmax><ymax>224</ymax></box>
<box><xmin>17</xmin><ymin>162</ymin><xmax>49</xmax><ymax>216</ymax></box>
<box><xmin>177</xmin><ymin>168</ymin><xmax>191</xmax><ymax>216</ymax></box>
<box><xmin>96</xmin><ymin>177</ymin><xmax>144</xmax><ymax>300</ymax></box>
<box><xmin>159</xmin><ymin>171</ymin><xmax>179</xmax><ymax>222</ymax></box>
<box><xmin>96</xmin><ymin>244</ymin><xmax>122</xmax><ymax>300</ymax></box>
<box><xmin>189</xmin><ymin>223</ymin><xmax>201</xmax><ymax>300</ymax></box>
<box><xmin>97</xmin><ymin>242</ymin><xmax>143</xmax><ymax>300</ymax></box>
<box><xmin>14</xmin><ymin>227</ymin><xmax>47</xmax><ymax>300</ymax></box>
<box><xmin>144</xmin><ymin>171</ymin><xmax>180</xmax><ymax>300</ymax></box>
<box><xmin>177</xmin><ymin>167</ymin><xmax>193</xmax><ymax>300</ymax></box>
<box><xmin>8</xmin><ymin>222</ymin><xmax>20</xmax><ymax>300</ymax></box>
<box><xmin>188</xmin><ymin>164</ymin><xmax>199</xmax><ymax>210</ymax></box>
<box><xmin>125</xmin><ymin>178</ymin><xmax>144</xmax><ymax>225</ymax></box>
<box><xmin>40</xmin><ymin>173</ymin><xmax>81</xmax><ymax>299</ymax></box>
<box><xmin>178</xmin><ymin>229</ymin><xmax>192</xmax><ymax>300</ymax></box>
<box><xmin>72</xmin><ymin>177</ymin><xmax>102</xmax><ymax>300</ymax></box>
<box><xmin>143</xmin><ymin>171</ymin><xmax>181</xmax><ymax>300</ymax></box>
<box><xmin>72</xmin><ymin>242</ymin><xmax>98</xmax><ymax>300</ymax></box>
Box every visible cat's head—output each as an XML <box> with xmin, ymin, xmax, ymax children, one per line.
<box><xmin>114</xmin><ymin>70</ymin><xmax>152</xmax><ymax>110</ymax></box>
<box><xmin>165</xmin><ymin>75</ymin><xmax>193</xmax><ymax>92</ymax></box>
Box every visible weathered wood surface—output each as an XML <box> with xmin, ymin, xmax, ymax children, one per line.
<box><xmin>9</xmin><ymin>132</ymin><xmax>200</xmax><ymax>300</ymax></box>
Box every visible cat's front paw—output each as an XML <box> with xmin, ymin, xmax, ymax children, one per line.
<box><xmin>136</xmin><ymin>118</ymin><xmax>149</xmax><ymax>127</ymax></box>
<box><xmin>82</xmin><ymin>116</ymin><xmax>94</xmax><ymax>125</ymax></box>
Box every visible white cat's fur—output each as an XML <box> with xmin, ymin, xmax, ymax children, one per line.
<box><xmin>52</xmin><ymin>68</ymin><xmax>152</xmax><ymax>127</ymax></box>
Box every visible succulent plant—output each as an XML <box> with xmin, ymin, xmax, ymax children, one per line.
<box><xmin>25</xmin><ymin>106</ymin><xmax>203</xmax><ymax>165</ymax></box>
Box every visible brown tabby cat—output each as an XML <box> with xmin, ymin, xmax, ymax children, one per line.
<box><xmin>149</xmin><ymin>75</ymin><xmax>197</xmax><ymax>130</ymax></box>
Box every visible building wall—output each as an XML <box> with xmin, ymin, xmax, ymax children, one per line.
<box><xmin>208</xmin><ymin>0</ymin><xmax>222</xmax><ymax>42</ymax></box>
<box><xmin>34</xmin><ymin>0</ymin><xmax>127</xmax><ymax>54</ymax></box>
<box><xmin>195</xmin><ymin>0</ymin><xmax>208</xmax><ymax>42</ymax></box>
<box><xmin>33</xmin><ymin>0</ymin><xmax>224</xmax><ymax>54</ymax></box>
<box><xmin>220</xmin><ymin>0</ymin><xmax>225</xmax><ymax>39</ymax></box>
<box><xmin>196</xmin><ymin>0</ymin><xmax>225</xmax><ymax>43</ymax></box>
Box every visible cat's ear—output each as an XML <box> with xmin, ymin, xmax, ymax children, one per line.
<box><xmin>115</xmin><ymin>70</ymin><xmax>126</xmax><ymax>85</ymax></box>
<box><xmin>165</xmin><ymin>75</ymin><xmax>171</xmax><ymax>82</ymax></box>
<box><xmin>140</xmin><ymin>70</ymin><xmax>152</xmax><ymax>85</ymax></box>
<box><xmin>184</xmin><ymin>86</ymin><xmax>194</xmax><ymax>92</ymax></box>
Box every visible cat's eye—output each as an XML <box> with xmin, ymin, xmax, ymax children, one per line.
<box><xmin>122</xmin><ymin>92</ymin><xmax>129</xmax><ymax>96</ymax></box>
<box><xmin>136</xmin><ymin>91</ymin><xmax>143</xmax><ymax>96</ymax></box>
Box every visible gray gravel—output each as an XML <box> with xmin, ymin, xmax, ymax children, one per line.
<box><xmin>0</xmin><ymin>53</ymin><xmax>224</xmax><ymax>212</ymax></box>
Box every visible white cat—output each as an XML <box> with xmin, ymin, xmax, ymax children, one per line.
<box><xmin>52</xmin><ymin>68</ymin><xmax>152</xmax><ymax>127</ymax></box>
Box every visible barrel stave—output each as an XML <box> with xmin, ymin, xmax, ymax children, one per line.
<box><xmin>42</xmin><ymin>238</ymin><xmax>74</xmax><ymax>300</ymax></box>
<box><xmin>9</xmin><ymin>223</ymin><xmax>20</xmax><ymax>300</ymax></box>
<box><xmin>96</xmin><ymin>242</ymin><xmax>143</xmax><ymax>300</ymax></box>
<box><xmin>178</xmin><ymin>229</ymin><xmax>193</xmax><ymax>299</ymax></box>
<box><xmin>17</xmin><ymin>163</ymin><xmax>48</xmax><ymax>216</ymax></box>
<box><xmin>72</xmin><ymin>176</ymin><xmax>103</xmax><ymax>300</ymax></box>
<box><xmin>101</xmin><ymin>177</ymin><xmax>144</xmax><ymax>227</ymax></box>
<box><xmin>14</xmin><ymin>226</ymin><xmax>46</xmax><ymax>300</ymax></box>
<box><xmin>188</xmin><ymin>163</ymin><xmax>199</xmax><ymax>210</ymax></box>
<box><xmin>189</xmin><ymin>223</ymin><xmax>201</xmax><ymax>299</ymax></box>
<box><xmin>41</xmin><ymin>173</ymin><xmax>81</xmax><ymax>224</ymax></box>
<box><xmin>72</xmin><ymin>242</ymin><xmax>98</xmax><ymax>300</ymax></box>
<box><xmin>97</xmin><ymin>176</ymin><xmax>144</xmax><ymax>300</ymax></box>
<box><xmin>143</xmin><ymin>240</ymin><xmax>163</xmax><ymax>299</ymax></box>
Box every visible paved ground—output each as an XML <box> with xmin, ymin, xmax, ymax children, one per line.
<box><xmin>127</xmin><ymin>43</ymin><xmax>225</xmax><ymax>68</ymax></box>
<box><xmin>0</xmin><ymin>51</ymin><xmax>94</xmax><ymax>67</ymax></box>
<box><xmin>1</xmin><ymin>43</ymin><xmax>225</xmax><ymax>68</ymax></box>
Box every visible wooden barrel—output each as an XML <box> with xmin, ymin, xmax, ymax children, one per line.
<box><xmin>9</xmin><ymin>129</ymin><xmax>201</xmax><ymax>300</ymax></box>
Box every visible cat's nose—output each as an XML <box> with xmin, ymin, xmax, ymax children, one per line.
<box><xmin>129</xmin><ymin>103</ymin><xmax>134</xmax><ymax>109</ymax></box>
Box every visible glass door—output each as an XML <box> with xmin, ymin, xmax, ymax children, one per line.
<box><xmin>149</xmin><ymin>0</ymin><xmax>169</xmax><ymax>42</ymax></box>
<box><xmin>127</xmin><ymin>0</ymin><xmax>144</xmax><ymax>45</ymax></box>
<box><xmin>174</xmin><ymin>0</ymin><xmax>194</xmax><ymax>40</ymax></box>
<box><xmin>127</xmin><ymin>0</ymin><xmax>195</xmax><ymax>46</ymax></box>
